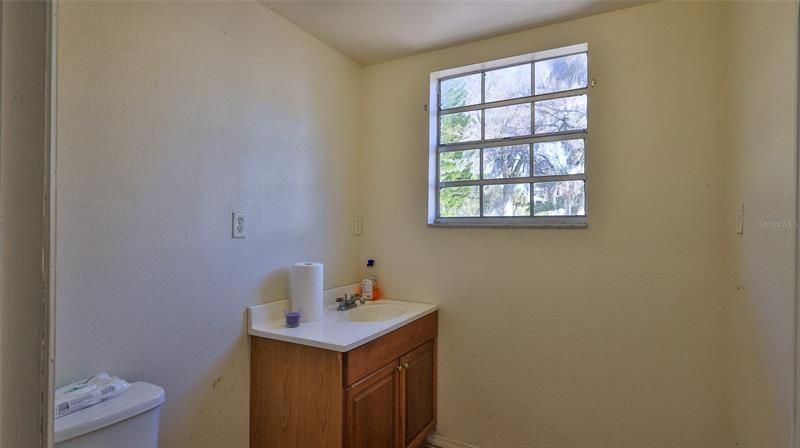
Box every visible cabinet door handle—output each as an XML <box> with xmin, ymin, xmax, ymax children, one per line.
<box><xmin>403</xmin><ymin>362</ymin><xmax>409</xmax><ymax>369</ymax></box>
<box><xmin>396</xmin><ymin>365</ymin><xmax>403</xmax><ymax>371</ymax></box>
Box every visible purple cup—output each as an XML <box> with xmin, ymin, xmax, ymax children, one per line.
<box><xmin>285</xmin><ymin>311</ymin><xmax>301</xmax><ymax>328</ymax></box>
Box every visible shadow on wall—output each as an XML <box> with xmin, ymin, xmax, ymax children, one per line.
<box><xmin>260</xmin><ymin>269</ymin><xmax>291</xmax><ymax>307</ymax></box>
<box><xmin>145</xmin><ymin>266</ymin><xmax>300</xmax><ymax>447</ymax></box>
<box><xmin>178</xmin><ymin>321</ymin><xmax>251</xmax><ymax>447</ymax></box>
<box><xmin>0</xmin><ymin>1</ymin><xmax>49</xmax><ymax>447</ymax></box>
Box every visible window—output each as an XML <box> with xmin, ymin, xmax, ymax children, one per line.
<box><xmin>428</xmin><ymin>43</ymin><xmax>589</xmax><ymax>227</ymax></box>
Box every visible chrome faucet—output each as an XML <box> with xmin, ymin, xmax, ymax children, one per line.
<box><xmin>335</xmin><ymin>294</ymin><xmax>365</xmax><ymax>311</ymax></box>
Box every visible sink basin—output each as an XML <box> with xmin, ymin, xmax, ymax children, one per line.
<box><xmin>342</xmin><ymin>303</ymin><xmax>405</xmax><ymax>322</ymax></box>
<box><xmin>250</xmin><ymin>292</ymin><xmax>438</xmax><ymax>351</ymax></box>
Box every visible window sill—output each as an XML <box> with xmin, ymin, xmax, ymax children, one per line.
<box><xmin>428</xmin><ymin>217</ymin><xmax>587</xmax><ymax>228</ymax></box>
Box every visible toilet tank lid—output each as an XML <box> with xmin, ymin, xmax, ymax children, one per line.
<box><xmin>54</xmin><ymin>381</ymin><xmax>165</xmax><ymax>443</ymax></box>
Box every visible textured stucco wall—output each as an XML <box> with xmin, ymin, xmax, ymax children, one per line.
<box><xmin>55</xmin><ymin>2</ymin><xmax>362</xmax><ymax>446</ymax></box>
<box><xmin>360</xmin><ymin>2</ymin><xmax>730</xmax><ymax>446</ymax></box>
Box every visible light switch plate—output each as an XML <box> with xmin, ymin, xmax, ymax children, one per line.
<box><xmin>736</xmin><ymin>203</ymin><xmax>744</xmax><ymax>235</ymax></box>
<box><xmin>353</xmin><ymin>216</ymin><xmax>363</xmax><ymax>236</ymax></box>
<box><xmin>232</xmin><ymin>212</ymin><xmax>246</xmax><ymax>238</ymax></box>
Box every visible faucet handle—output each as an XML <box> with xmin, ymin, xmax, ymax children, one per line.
<box><xmin>335</xmin><ymin>294</ymin><xmax>348</xmax><ymax>303</ymax></box>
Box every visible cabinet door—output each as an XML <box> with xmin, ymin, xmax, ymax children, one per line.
<box><xmin>400</xmin><ymin>340</ymin><xmax>436</xmax><ymax>448</ymax></box>
<box><xmin>345</xmin><ymin>361</ymin><xmax>401</xmax><ymax>448</ymax></box>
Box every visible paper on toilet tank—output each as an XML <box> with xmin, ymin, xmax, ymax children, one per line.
<box><xmin>290</xmin><ymin>262</ymin><xmax>324</xmax><ymax>322</ymax></box>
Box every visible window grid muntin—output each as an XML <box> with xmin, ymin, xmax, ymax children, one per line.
<box><xmin>441</xmin><ymin>86</ymin><xmax>588</xmax><ymax>115</ymax></box>
<box><xmin>437</xmin><ymin>92</ymin><xmax>588</xmax><ymax>147</ymax></box>
<box><xmin>433</xmin><ymin>48</ymin><xmax>588</xmax><ymax>224</ymax></box>
<box><xmin>436</xmin><ymin>180</ymin><xmax>587</xmax><ymax>219</ymax></box>
<box><xmin>436</xmin><ymin>50</ymin><xmax>587</xmax><ymax>85</ymax></box>
<box><xmin>437</xmin><ymin>138</ymin><xmax>587</xmax><ymax>218</ymax></box>
<box><xmin>438</xmin><ymin>129</ymin><xmax>587</xmax><ymax>153</ymax></box>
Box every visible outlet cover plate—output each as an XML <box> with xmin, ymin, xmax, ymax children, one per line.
<box><xmin>233</xmin><ymin>212</ymin><xmax>246</xmax><ymax>238</ymax></box>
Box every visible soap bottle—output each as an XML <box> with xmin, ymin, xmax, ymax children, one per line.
<box><xmin>361</xmin><ymin>277</ymin><xmax>374</xmax><ymax>300</ymax></box>
<box><xmin>372</xmin><ymin>280</ymin><xmax>382</xmax><ymax>300</ymax></box>
<box><xmin>363</xmin><ymin>259</ymin><xmax>381</xmax><ymax>300</ymax></box>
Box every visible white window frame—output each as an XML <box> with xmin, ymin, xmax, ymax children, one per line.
<box><xmin>427</xmin><ymin>42</ymin><xmax>589</xmax><ymax>228</ymax></box>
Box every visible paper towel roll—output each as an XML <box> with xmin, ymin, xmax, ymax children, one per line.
<box><xmin>290</xmin><ymin>262</ymin><xmax>324</xmax><ymax>322</ymax></box>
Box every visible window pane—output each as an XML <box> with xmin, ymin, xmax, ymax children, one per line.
<box><xmin>485</xmin><ymin>64</ymin><xmax>531</xmax><ymax>103</ymax></box>
<box><xmin>440</xmin><ymin>74</ymin><xmax>482</xmax><ymax>110</ymax></box>
<box><xmin>483</xmin><ymin>183</ymin><xmax>530</xmax><ymax>217</ymax></box>
<box><xmin>440</xmin><ymin>150</ymin><xmax>480</xmax><ymax>181</ymax></box>
<box><xmin>440</xmin><ymin>111</ymin><xmax>481</xmax><ymax>144</ymax></box>
<box><xmin>534</xmin><ymin>95</ymin><xmax>587</xmax><ymax>134</ymax></box>
<box><xmin>485</xmin><ymin>103</ymin><xmax>531</xmax><ymax>139</ymax></box>
<box><xmin>533</xmin><ymin>181</ymin><xmax>585</xmax><ymax>216</ymax></box>
<box><xmin>483</xmin><ymin>145</ymin><xmax>530</xmax><ymax>179</ymax></box>
<box><xmin>533</xmin><ymin>139</ymin><xmax>585</xmax><ymax>175</ymax></box>
<box><xmin>440</xmin><ymin>186</ymin><xmax>480</xmax><ymax>217</ymax></box>
<box><xmin>535</xmin><ymin>53</ymin><xmax>588</xmax><ymax>95</ymax></box>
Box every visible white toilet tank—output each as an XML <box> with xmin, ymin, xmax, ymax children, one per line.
<box><xmin>55</xmin><ymin>381</ymin><xmax>165</xmax><ymax>448</ymax></box>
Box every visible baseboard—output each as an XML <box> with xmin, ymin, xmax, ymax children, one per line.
<box><xmin>427</xmin><ymin>432</ymin><xmax>480</xmax><ymax>448</ymax></box>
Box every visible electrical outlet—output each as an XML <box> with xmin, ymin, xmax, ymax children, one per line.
<box><xmin>232</xmin><ymin>212</ymin><xmax>246</xmax><ymax>238</ymax></box>
<box><xmin>353</xmin><ymin>216</ymin><xmax>363</xmax><ymax>236</ymax></box>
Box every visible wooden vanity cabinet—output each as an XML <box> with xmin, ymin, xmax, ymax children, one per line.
<box><xmin>250</xmin><ymin>311</ymin><xmax>437</xmax><ymax>448</ymax></box>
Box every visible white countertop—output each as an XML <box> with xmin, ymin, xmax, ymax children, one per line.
<box><xmin>247</xmin><ymin>284</ymin><xmax>438</xmax><ymax>352</ymax></box>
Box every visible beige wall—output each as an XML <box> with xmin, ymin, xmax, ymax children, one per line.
<box><xmin>723</xmin><ymin>2</ymin><xmax>798</xmax><ymax>447</ymax></box>
<box><xmin>361</xmin><ymin>2</ymin><xmax>731</xmax><ymax>446</ymax></box>
<box><xmin>0</xmin><ymin>1</ymin><xmax>48</xmax><ymax>447</ymax></box>
<box><xmin>54</xmin><ymin>1</ymin><xmax>800</xmax><ymax>447</ymax></box>
<box><xmin>54</xmin><ymin>2</ymin><xmax>362</xmax><ymax>447</ymax></box>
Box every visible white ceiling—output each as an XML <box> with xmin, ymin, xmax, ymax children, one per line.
<box><xmin>261</xmin><ymin>0</ymin><xmax>652</xmax><ymax>65</ymax></box>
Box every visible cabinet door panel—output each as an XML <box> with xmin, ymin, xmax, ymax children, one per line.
<box><xmin>400</xmin><ymin>340</ymin><xmax>436</xmax><ymax>448</ymax></box>
<box><xmin>345</xmin><ymin>362</ymin><xmax>400</xmax><ymax>448</ymax></box>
